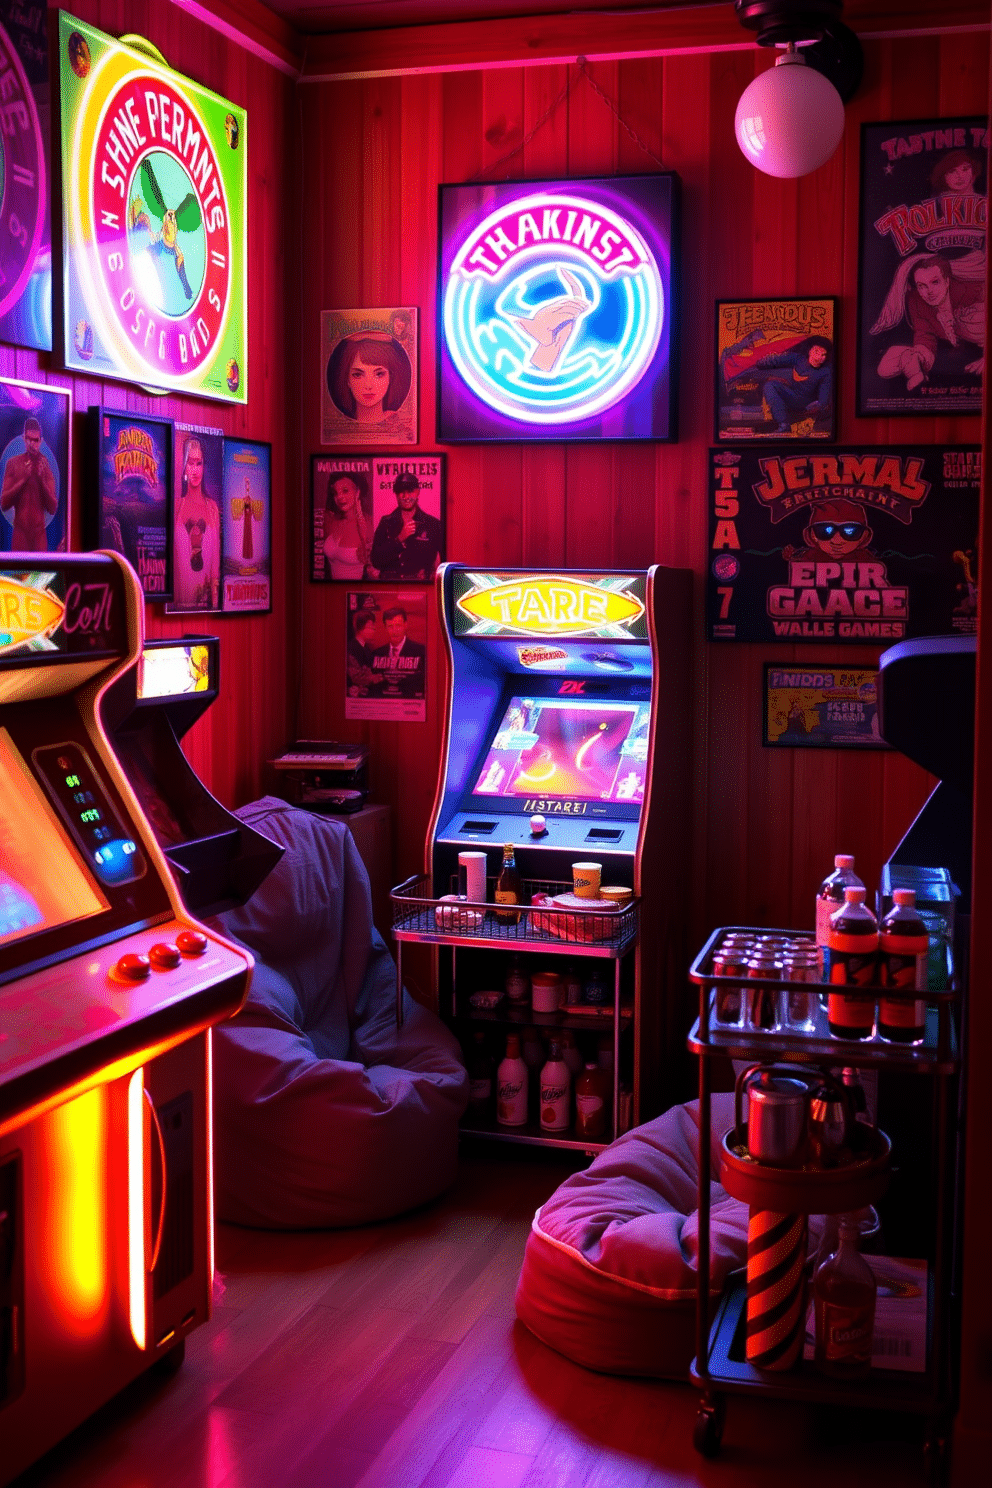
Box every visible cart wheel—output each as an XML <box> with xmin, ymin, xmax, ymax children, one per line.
<box><xmin>693</xmin><ymin>1395</ymin><xmax>725</xmax><ymax>1458</ymax></box>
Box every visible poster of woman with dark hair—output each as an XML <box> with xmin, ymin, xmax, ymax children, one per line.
<box><xmin>321</xmin><ymin>308</ymin><xmax>418</xmax><ymax>445</ymax></box>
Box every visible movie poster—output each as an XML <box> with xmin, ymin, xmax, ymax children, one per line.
<box><xmin>321</xmin><ymin>309</ymin><xmax>417</xmax><ymax>446</ymax></box>
<box><xmin>310</xmin><ymin>454</ymin><xmax>373</xmax><ymax>582</ymax></box>
<box><xmin>90</xmin><ymin>408</ymin><xmax>172</xmax><ymax>600</ymax></box>
<box><xmin>166</xmin><ymin>422</ymin><xmax>224</xmax><ymax>614</ymax></box>
<box><xmin>0</xmin><ymin>377</ymin><xmax>70</xmax><ymax>554</ymax></box>
<box><xmin>707</xmin><ymin>446</ymin><xmax>979</xmax><ymax>644</ymax></box>
<box><xmin>345</xmin><ymin>588</ymin><xmax>427</xmax><ymax>722</ymax></box>
<box><xmin>715</xmin><ymin>298</ymin><xmax>836</xmax><ymax>441</ymax></box>
<box><xmin>0</xmin><ymin>1</ymin><xmax>52</xmax><ymax>351</ymax></box>
<box><xmin>764</xmin><ymin>665</ymin><xmax>888</xmax><ymax>750</ymax></box>
<box><xmin>368</xmin><ymin>454</ymin><xmax>445</xmax><ymax>582</ymax></box>
<box><xmin>858</xmin><ymin>117</ymin><xmax>988</xmax><ymax>416</ymax></box>
<box><xmin>222</xmin><ymin>438</ymin><xmax>270</xmax><ymax>613</ymax></box>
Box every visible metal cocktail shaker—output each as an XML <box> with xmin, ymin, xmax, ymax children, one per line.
<box><xmin>738</xmin><ymin>1066</ymin><xmax>809</xmax><ymax>1167</ymax></box>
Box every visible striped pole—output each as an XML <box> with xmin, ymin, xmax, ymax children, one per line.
<box><xmin>745</xmin><ymin>1208</ymin><xmax>808</xmax><ymax>1370</ymax></box>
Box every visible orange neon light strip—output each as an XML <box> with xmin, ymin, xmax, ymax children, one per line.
<box><xmin>40</xmin><ymin>1087</ymin><xmax>108</xmax><ymax>1336</ymax></box>
<box><xmin>128</xmin><ymin>1069</ymin><xmax>146</xmax><ymax>1349</ymax></box>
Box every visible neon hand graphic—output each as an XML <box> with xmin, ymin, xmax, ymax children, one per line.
<box><xmin>511</xmin><ymin>269</ymin><xmax>592</xmax><ymax>373</ymax></box>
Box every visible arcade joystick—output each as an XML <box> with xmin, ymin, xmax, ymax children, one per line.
<box><xmin>529</xmin><ymin>814</ymin><xmax>547</xmax><ymax>836</ymax></box>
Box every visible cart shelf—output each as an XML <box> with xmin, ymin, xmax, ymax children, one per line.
<box><xmin>459</xmin><ymin>1110</ymin><xmax>610</xmax><ymax>1153</ymax></box>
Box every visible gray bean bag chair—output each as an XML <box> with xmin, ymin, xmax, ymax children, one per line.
<box><xmin>210</xmin><ymin>798</ymin><xmax>468</xmax><ymax>1228</ymax></box>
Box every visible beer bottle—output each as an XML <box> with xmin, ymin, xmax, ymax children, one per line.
<box><xmin>826</xmin><ymin>886</ymin><xmax>878</xmax><ymax>1041</ymax></box>
<box><xmin>878</xmin><ymin>888</ymin><xmax>928</xmax><ymax>1044</ymax></box>
<box><xmin>814</xmin><ymin>1216</ymin><xmax>877</xmax><ymax>1378</ymax></box>
<box><xmin>496</xmin><ymin>1034</ymin><xmax>528</xmax><ymax>1126</ymax></box>
<box><xmin>816</xmin><ymin>854</ymin><xmax>864</xmax><ymax>976</ymax></box>
<box><xmin>494</xmin><ymin>842</ymin><xmax>522</xmax><ymax>924</ymax></box>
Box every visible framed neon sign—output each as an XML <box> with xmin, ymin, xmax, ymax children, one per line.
<box><xmin>438</xmin><ymin>175</ymin><xmax>679</xmax><ymax>442</ymax></box>
<box><xmin>57</xmin><ymin>14</ymin><xmax>247</xmax><ymax>404</ymax></box>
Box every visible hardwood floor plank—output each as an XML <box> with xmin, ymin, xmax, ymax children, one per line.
<box><xmin>442</xmin><ymin>1444</ymin><xmax>536</xmax><ymax>1488</ymax></box>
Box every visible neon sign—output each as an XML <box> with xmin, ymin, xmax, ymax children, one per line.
<box><xmin>454</xmin><ymin>572</ymin><xmax>646</xmax><ymax>639</ymax></box>
<box><xmin>439</xmin><ymin>176</ymin><xmax>678</xmax><ymax>442</ymax></box>
<box><xmin>0</xmin><ymin>573</ymin><xmax>65</xmax><ymax>655</ymax></box>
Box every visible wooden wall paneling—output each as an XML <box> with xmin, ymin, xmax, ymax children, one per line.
<box><xmin>401</xmin><ymin>75</ymin><xmax>443</xmax><ymax>453</ymax></box>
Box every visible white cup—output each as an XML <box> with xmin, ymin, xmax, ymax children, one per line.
<box><xmin>458</xmin><ymin>851</ymin><xmax>487</xmax><ymax>903</ymax></box>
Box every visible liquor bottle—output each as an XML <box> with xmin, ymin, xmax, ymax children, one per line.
<box><xmin>574</xmin><ymin>1061</ymin><xmax>608</xmax><ymax>1139</ymax></box>
<box><xmin>814</xmin><ymin>1215</ymin><xmax>877</xmax><ymax>1377</ymax></box>
<box><xmin>826</xmin><ymin>887</ymin><xmax>878</xmax><ymax>1041</ymax></box>
<box><xmin>539</xmin><ymin>1039</ymin><xmax>571</xmax><ymax>1132</ymax></box>
<box><xmin>816</xmin><ymin>854</ymin><xmax>864</xmax><ymax>975</ymax></box>
<box><xmin>494</xmin><ymin>842</ymin><xmax>522</xmax><ymax>924</ymax></box>
<box><xmin>496</xmin><ymin>1033</ymin><xmax>528</xmax><ymax>1126</ymax></box>
<box><xmin>505</xmin><ymin>953</ymin><xmax>529</xmax><ymax>1006</ymax></box>
<box><xmin>878</xmin><ymin>888</ymin><xmax>928</xmax><ymax>1045</ymax></box>
<box><xmin>467</xmin><ymin>1030</ymin><xmax>494</xmax><ymax>1115</ymax></box>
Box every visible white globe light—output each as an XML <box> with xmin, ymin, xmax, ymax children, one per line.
<box><xmin>735</xmin><ymin>51</ymin><xmax>846</xmax><ymax>179</ymax></box>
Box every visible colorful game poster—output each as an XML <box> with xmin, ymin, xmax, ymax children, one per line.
<box><xmin>222</xmin><ymin>438</ymin><xmax>270</xmax><ymax>613</ymax></box>
<box><xmin>858</xmin><ymin>117</ymin><xmax>987</xmax><ymax>416</ymax></box>
<box><xmin>0</xmin><ymin>1</ymin><xmax>52</xmax><ymax>351</ymax></box>
<box><xmin>321</xmin><ymin>309</ymin><xmax>417</xmax><ymax>446</ymax></box>
<box><xmin>368</xmin><ymin>453</ymin><xmax>444</xmax><ymax>582</ymax></box>
<box><xmin>715</xmin><ymin>298</ymin><xmax>836</xmax><ymax>441</ymax></box>
<box><xmin>58</xmin><ymin>13</ymin><xmax>247</xmax><ymax>402</ymax></box>
<box><xmin>345</xmin><ymin>588</ymin><xmax>427</xmax><ymax>722</ymax></box>
<box><xmin>707</xmin><ymin>446</ymin><xmax>980</xmax><ymax>644</ymax></box>
<box><xmin>310</xmin><ymin>454</ymin><xmax>374</xmax><ymax>582</ymax></box>
<box><xmin>764</xmin><ymin>665</ymin><xmax>888</xmax><ymax>749</ymax></box>
<box><xmin>166</xmin><ymin>422</ymin><xmax>224</xmax><ymax>614</ymax></box>
<box><xmin>89</xmin><ymin>408</ymin><xmax>172</xmax><ymax>600</ymax></box>
<box><xmin>0</xmin><ymin>377</ymin><xmax>70</xmax><ymax>554</ymax></box>
<box><xmin>438</xmin><ymin>175</ymin><xmax>679</xmax><ymax>442</ymax></box>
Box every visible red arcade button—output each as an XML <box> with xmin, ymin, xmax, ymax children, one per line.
<box><xmin>176</xmin><ymin>929</ymin><xmax>208</xmax><ymax>957</ymax></box>
<box><xmin>149</xmin><ymin>942</ymin><xmax>182</xmax><ymax>969</ymax></box>
<box><xmin>116</xmin><ymin>952</ymin><xmax>151</xmax><ymax>981</ymax></box>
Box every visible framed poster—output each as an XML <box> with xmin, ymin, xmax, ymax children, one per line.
<box><xmin>57</xmin><ymin>13</ymin><xmax>247</xmax><ymax>403</ymax></box>
<box><xmin>764</xmin><ymin>665</ymin><xmax>888</xmax><ymax>749</ymax></box>
<box><xmin>166</xmin><ymin>423</ymin><xmax>224</xmax><ymax>614</ymax></box>
<box><xmin>87</xmin><ymin>407</ymin><xmax>173</xmax><ymax>600</ymax></box>
<box><xmin>321</xmin><ymin>309</ymin><xmax>417</xmax><ymax>445</ymax></box>
<box><xmin>368</xmin><ymin>453</ymin><xmax>444</xmax><ymax>582</ymax></box>
<box><xmin>345</xmin><ymin>588</ymin><xmax>427</xmax><ymax>722</ymax></box>
<box><xmin>858</xmin><ymin>117</ymin><xmax>987</xmax><ymax>416</ymax></box>
<box><xmin>0</xmin><ymin>377</ymin><xmax>70</xmax><ymax>554</ymax></box>
<box><xmin>707</xmin><ymin>446</ymin><xmax>980</xmax><ymax>644</ymax></box>
<box><xmin>715</xmin><ymin>298</ymin><xmax>836</xmax><ymax>441</ymax></box>
<box><xmin>222</xmin><ymin>438</ymin><xmax>270</xmax><ymax>613</ymax></box>
<box><xmin>438</xmin><ymin>174</ymin><xmax>679</xmax><ymax>442</ymax></box>
<box><xmin>310</xmin><ymin>455</ymin><xmax>373</xmax><ymax>582</ymax></box>
<box><xmin>0</xmin><ymin>0</ymin><xmax>52</xmax><ymax>351</ymax></box>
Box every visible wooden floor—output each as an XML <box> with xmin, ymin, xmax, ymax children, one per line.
<box><xmin>17</xmin><ymin>1147</ymin><xmax>933</xmax><ymax>1488</ymax></box>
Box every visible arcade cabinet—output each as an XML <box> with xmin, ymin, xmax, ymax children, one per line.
<box><xmin>425</xmin><ymin>565</ymin><xmax>692</xmax><ymax>1136</ymax></box>
<box><xmin>0</xmin><ymin>555</ymin><xmax>253</xmax><ymax>1485</ymax></box>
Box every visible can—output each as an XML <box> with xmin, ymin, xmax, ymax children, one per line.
<box><xmin>711</xmin><ymin>948</ymin><xmax>745</xmax><ymax>1025</ymax></box>
<box><xmin>746</xmin><ymin>953</ymin><xmax>781</xmax><ymax>1029</ymax></box>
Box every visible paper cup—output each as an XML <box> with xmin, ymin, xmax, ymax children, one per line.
<box><xmin>458</xmin><ymin>851</ymin><xmax>487</xmax><ymax>903</ymax></box>
<box><xmin>572</xmin><ymin>861</ymin><xmax>602</xmax><ymax>899</ymax></box>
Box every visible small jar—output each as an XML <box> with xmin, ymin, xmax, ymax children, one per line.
<box><xmin>583</xmin><ymin>971</ymin><xmax>609</xmax><ymax>1006</ymax></box>
<box><xmin>531</xmin><ymin>970</ymin><xmax>564</xmax><ymax>1012</ymax></box>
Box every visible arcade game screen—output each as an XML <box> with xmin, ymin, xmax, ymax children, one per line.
<box><xmin>0</xmin><ymin>729</ymin><xmax>108</xmax><ymax>948</ymax></box>
<box><xmin>138</xmin><ymin>643</ymin><xmax>212</xmax><ymax>700</ymax></box>
<box><xmin>472</xmin><ymin>696</ymin><xmax>650</xmax><ymax>804</ymax></box>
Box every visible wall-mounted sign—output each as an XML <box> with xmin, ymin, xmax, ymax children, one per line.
<box><xmin>715</xmin><ymin>297</ymin><xmax>837</xmax><ymax>442</ymax></box>
<box><xmin>438</xmin><ymin>176</ymin><xmax>679</xmax><ymax>442</ymax></box>
<box><xmin>88</xmin><ymin>407</ymin><xmax>173</xmax><ymax>601</ymax></box>
<box><xmin>57</xmin><ymin>13</ymin><xmax>247</xmax><ymax>403</ymax></box>
<box><xmin>0</xmin><ymin>562</ymin><xmax>127</xmax><ymax>662</ymax></box>
<box><xmin>1</xmin><ymin>376</ymin><xmax>70</xmax><ymax>554</ymax></box>
<box><xmin>453</xmin><ymin>572</ymin><xmax>648</xmax><ymax>639</ymax></box>
<box><xmin>764</xmin><ymin>665</ymin><xmax>888</xmax><ymax>749</ymax></box>
<box><xmin>0</xmin><ymin>1</ymin><xmax>52</xmax><ymax>351</ymax></box>
<box><xmin>707</xmin><ymin>446</ymin><xmax>980</xmax><ymax>644</ymax></box>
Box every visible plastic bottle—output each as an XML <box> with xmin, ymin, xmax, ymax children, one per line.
<box><xmin>816</xmin><ymin>854</ymin><xmax>864</xmax><ymax>975</ymax></box>
<box><xmin>494</xmin><ymin>842</ymin><xmax>522</xmax><ymax>924</ymax></box>
<box><xmin>467</xmin><ymin>1030</ymin><xmax>494</xmax><ymax>1115</ymax></box>
<box><xmin>574</xmin><ymin>1061</ymin><xmax>608</xmax><ymax>1139</ymax></box>
<box><xmin>813</xmin><ymin>1215</ymin><xmax>877</xmax><ymax>1377</ymax></box>
<box><xmin>825</xmin><ymin>886</ymin><xmax>878</xmax><ymax>1041</ymax></box>
<box><xmin>496</xmin><ymin>1033</ymin><xmax>528</xmax><ymax>1126</ymax></box>
<box><xmin>878</xmin><ymin>888</ymin><xmax>928</xmax><ymax>1045</ymax></box>
<box><xmin>539</xmin><ymin>1039</ymin><xmax>571</xmax><ymax>1132</ymax></box>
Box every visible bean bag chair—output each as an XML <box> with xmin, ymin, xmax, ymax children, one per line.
<box><xmin>210</xmin><ymin>798</ymin><xmax>469</xmax><ymax>1228</ymax></box>
<box><xmin>515</xmin><ymin>1094</ymin><xmax>749</xmax><ymax>1377</ymax></box>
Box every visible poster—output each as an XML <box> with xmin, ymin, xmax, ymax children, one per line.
<box><xmin>166</xmin><ymin>422</ymin><xmax>224</xmax><ymax>614</ymax></box>
<box><xmin>715</xmin><ymin>298</ymin><xmax>836</xmax><ymax>441</ymax></box>
<box><xmin>222</xmin><ymin>438</ymin><xmax>270</xmax><ymax>612</ymax></box>
<box><xmin>438</xmin><ymin>175</ymin><xmax>679</xmax><ymax>442</ymax></box>
<box><xmin>310</xmin><ymin>454</ymin><xmax>373</xmax><ymax>582</ymax></box>
<box><xmin>58</xmin><ymin>13</ymin><xmax>247</xmax><ymax>402</ymax></box>
<box><xmin>89</xmin><ymin>407</ymin><xmax>172</xmax><ymax>600</ymax></box>
<box><xmin>321</xmin><ymin>308</ymin><xmax>417</xmax><ymax>445</ymax></box>
<box><xmin>858</xmin><ymin>117</ymin><xmax>988</xmax><ymax>416</ymax></box>
<box><xmin>0</xmin><ymin>377</ymin><xmax>70</xmax><ymax>554</ymax></box>
<box><xmin>0</xmin><ymin>0</ymin><xmax>52</xmax><ymax>351</ymax></box>
<box><xmin>345</xmin><ymin>588</ymin><xmax>427</xmax><ymax>722</ymax></box>
<box><xmin>707</xmin><ymin>446</ymin><xmax>979</xmax><ymax>644</ymax></box>
<box><xmin>311</xmin><ymin>452</ymin><xmax>445</xmax><ymax>582</ymax></box>
<box><xmin>764</xmin><ymin>665</ymin><xmax>888</xmax><ymax>749</ymax></box>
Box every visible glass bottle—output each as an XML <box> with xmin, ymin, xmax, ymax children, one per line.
<box><xmin>816</xmin><ymin>854</ymin><xmax>864</xmax><ymax>975</ymax></box>
<box><xmin>813</xmin><ymin>1215</ymin><xmax>877</xmax><ymax>1377</ymax></box>
<box><xmin>539</xmin><ymin>1038</ymin><xmax>571</xmax><ymax>1132</ymax></box>
<box><xmin>494</xmin><ymin>842</ymin><xmax>522</xmax><ymax>924</ymax></box>
<box><xmin>878</xmin><ymin>888</ymin><xmax>928</xmax><ymax>1044</ymax></box>
<box><xmin>574</xmin><ymin>1061</ymin><xmax>608</xmax><ymax>1139</ymax></box>
<box><xmin>826</xmin><ymin>887</ymin><xmax>878</xmax><ymax>1040</ymax></box>
<box><xmin>496</xmin><ymin>1033</ymin><xmax>528</xmax><ymax>1126</ymax></box>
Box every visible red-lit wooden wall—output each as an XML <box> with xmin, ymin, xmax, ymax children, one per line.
<box><xmin>0</xmin><ymin>0</ymin><xmax>298</xmax><ymax>807</ymax></box>
<box><xmin>298</xmin><ymin>10</ymin><xmax>986</xmax><ymax>951</ymax></box>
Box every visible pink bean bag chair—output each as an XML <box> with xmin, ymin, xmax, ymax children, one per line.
<box><xmin>515</xmin><ymin>1094</ymin><xmax>748</xmax><ymax>1377</ymax></box>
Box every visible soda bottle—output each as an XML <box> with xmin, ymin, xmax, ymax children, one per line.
<box><xmin>814</xmin><ymin>1215</ymin><xmax>877</xmax><ymax>1377</ymax></box>
<box><xmin>494</xmin><ymin>843</ymin><xmax>522</xmax><ymax>924</ymax></box>
<box><xmin>878</xmin><ymin>888</ymin><xmax>928</xmax><ymax>1045</ymax></box>
<box><xmin>539</xmin><ymin>1039</ymin><xmax>571</xmax><ymax>1132</ymax></box>
<box><xmin>574</xmin><ymin>1061</ymin><xmax>608</xmax><ymax>1139</ymax></box>
<box><xmin>496</xmin><ymin>1033</ymin><xmax>528</xmax><ymax>1126</ymax></box>
<box><xmin>816</xmin><ymin>854</ymin><xmax>864</xmax><ymax>975</ymax></box>
<box><xmin>825</xmin><ymin>886</ymin><xmax>878</xmax><ymax>1040</ymax></box>
<box><xmin>467</xmin><ymin>1030</ymin><xmax>494</xmax><ymax>1115</ymax></box>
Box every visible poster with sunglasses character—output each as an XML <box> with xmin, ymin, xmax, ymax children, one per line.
<box><xmin>858</xmin><ymin>117</ymin><xmax>988</xmax><ymax>416</ymax></box>
<box><xmin>321</xmin><ymin>308</ymin><xmax>417</xmax><ymax>446</ymax></box>
<box><xmin>707</xmin><ymin>446</ymin><xmax>979</xmax><ymax>643</ymax></box>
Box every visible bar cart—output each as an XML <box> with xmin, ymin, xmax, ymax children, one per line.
<box><xmin>390</xmin><ymin>875</ymin><xmax>639</xmax><ymax>1152</ymax></box>
<box><xmin>687</xmin><ymin>926</ymin><xmax>959</xmax><ymax>1471</ymax></box>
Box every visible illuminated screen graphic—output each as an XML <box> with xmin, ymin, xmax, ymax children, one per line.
<box><xmin>439</xmin><ymin>175</ymin><xmax>678</xmax><ymax>442</ymax></box>
<box><xmin>138</xmin><ymin>642</ymin><xmax>212</xmax><ymax>699</ymax></box>
<box><xmin>472</xmin><ymin>697</ymin><xmax>649</xmax><ymax>804</ymax></box>
<box><xmin>0</xmin><ymin>728</ymin><xmax>108</xmax><ymax>948</ymax></box>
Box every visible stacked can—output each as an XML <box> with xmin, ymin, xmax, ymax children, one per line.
<box><xmin>782</xmin><ymin>943</ymin><xmax>819</xmax><ymax>1032</ymax></box>
<box><xmin>745</xmin><ymin>949</ymin><xmax>782</xmax><ymax>1030</ymax></box>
